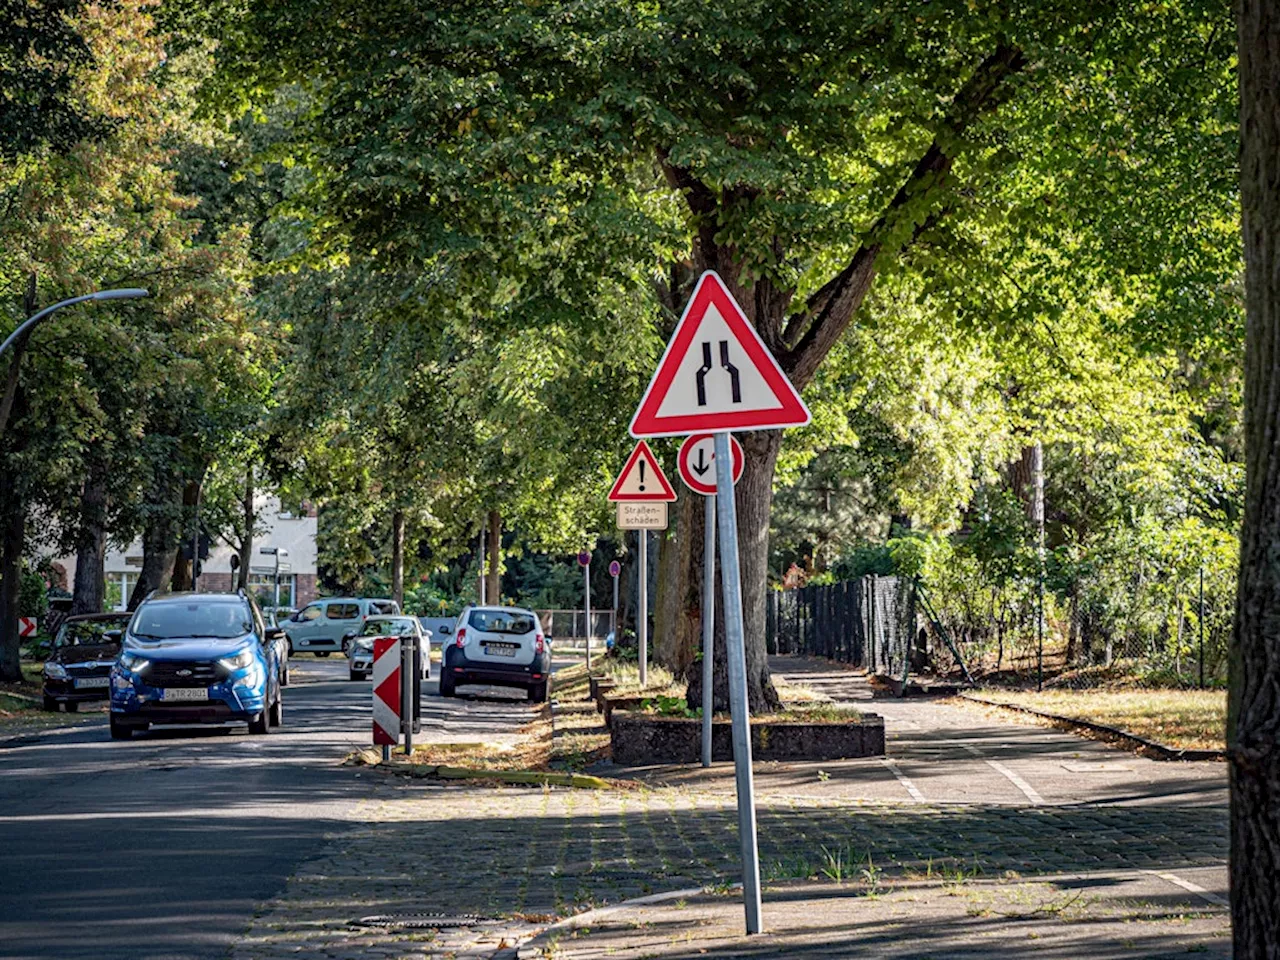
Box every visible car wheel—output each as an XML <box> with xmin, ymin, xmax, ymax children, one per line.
<box><xmin>66</xmin><ymin>700</ymin><xmax>79</xmax><ymax>713</ymax></box>
<box><xmin>42</xmin><ymin>694</ymin><xmax>59</xmax><ymax>712</ymax></box>
<box><xmin>342</xmin><ymin>638</ymin><xmax>352</xmax><ymax>655</ymax></box>
<box><xmin>528</xmin><ymin>681</ymin><xmax>548</xmax><ymax>703</ymax></box>
<box><xmin>349</xmin><ymin>668</ymin><xmax>362</xmax><ymax>681</ymax></box>
<box><xmin>287</xmin><ymin>639</ymin><xmax>294</xmax><ymax>656</ymax></box>
<box><xmin>269</xmin><ymin>695</ymin><xmax>283</xmax><ymax>728</ymax></box>
<box><xmin>439</xmin><ymin>671</ymin><xmax>455</xmax><ymax>697</ymax></box>
<box><xmin>248</xmin><ymin>710</ymin><xmax>270</xmax><ymax>735</ymax></box>
<box><xmin>316</xmin><ymin>651</ymin><xmax>330</xmax><ymax>658</ymax></box>
<box><xmin>280</xmin><ymin>665</ymin><xmax>289</xmax><ymax>687</ymax></box>
<box><xmin>109</xmin><ymin>714</ymin><xmax>132</xmax><ymax>740</ymax></box>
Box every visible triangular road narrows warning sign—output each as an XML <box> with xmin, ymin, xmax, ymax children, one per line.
<box><xmin>607</xmin><ymin>441</ymin><xmax>677</xmax><ymax>502</ymax></box>
<box><xmin>630</xmin><ymin>271</ymin><xmax>811</xmax><ymax>438</ymax></box>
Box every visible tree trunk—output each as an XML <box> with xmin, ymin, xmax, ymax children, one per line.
<box><xmin>1231</xmin><ymin>3</ymin><xmax>1280</xmax><ymax>954</ymax></box>
<box><xmin>237</xmin><ymin>464</ymin><xmax>253</xmax><ymax>591</ymax></box>
<box><xmin>170</xmin><ymin>480</ymin><xmax>201</xmax><ymax>591</ymax></box>
<box><xmin>127</xmin><ymin>473</ymin><xmax>184</xmax><ymax>610</ymax></box>
<box><xmin>655</xmin><ymin>492</ymin><xmax>699</xmax><ymax>674</ymax></box>
<box><xmin>70</xmin><ymin>457</ymin><xmax>109</xmax><ymax>615</ymax></box>
<box><xmin>391</xmin><ymin>508</ymin><xmax>405</xmax><ymax>608</ymax></box>
<box><xmin>486</xmin><ymin>509</ymin><xmax>501</xmax><ymax>602</ymax></box>
<box><xmin>0</xmin><ymin>495</ymin><xmax>24</xmax><ymax>682</ymax></box>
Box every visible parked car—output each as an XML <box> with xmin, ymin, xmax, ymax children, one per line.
<box><xmin>346</xmin><ymin>616</ymin><xmax>431</xmax><ymax>682</ymax></box>
<box><xmin>41</xmin><ymin>612</ymin><xmax>132</xmax><ymax>712</ymax></box>
<box><xmin>108</xmin><ymin>591</ymin><xmax>284</xmax><ymax>740</ymax></box>
<box><xmin>280</xmin><ymin>597</ymin><xmax>399</xmax><ymax>656</ymax></box>
<box><xmin>441</xmin><ymin>605</ymin><xmax>550</xmax><ymax>702</ymax></box>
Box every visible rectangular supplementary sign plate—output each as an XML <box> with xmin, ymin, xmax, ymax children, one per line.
<box><xmin>617</xmin><ymin>501</ymin><xmax>668</xmax><ymax>530</ymax></box>
<box><xmin>162</xmin><ymin>687</ymin><xmax>210</xmax><ymax>701</ymax></box>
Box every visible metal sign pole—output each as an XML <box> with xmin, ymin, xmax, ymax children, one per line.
<box><xmin>401</xmin><ymin>634</ymin><xmax>414</xmax><ymax>755</ymax></box>
<box><xmin>713</xmin><ymin>431</ymin><xmax>762</xmax><ymax>935</ymax></box>
<box><xmin>272</xmin><ymin>553</ymin><xmax>280</xmax><ymax>627</ymax></box>
<box><xmin>638</xmin><ymin>531</ymin><xmax>648</xmax><ymax>687</ymax></box>
<box><xmin>702</xmin><ymin>492</ymin><xmax>716</xmax><ymax>768</ymax></box>
<box><xmin>584</xmin><ymin>560</ymin><xmax>592</xmax><ymax>670</ymax></box>
<box><xmin>612</xmin><ymin>569</ymin><xmax>619</xmax><ymax>643</ymax></box>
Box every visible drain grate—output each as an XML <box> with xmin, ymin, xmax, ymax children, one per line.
<box><xmin>350</xmin><ymin>914</ymin><xmax>494</xmax><ymax>929</ymax></box>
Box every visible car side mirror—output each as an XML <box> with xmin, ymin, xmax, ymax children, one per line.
<box><xmin>265</xmin><ymin>627</ymin><xmax>285</xmax><ymax>641</ymax></box>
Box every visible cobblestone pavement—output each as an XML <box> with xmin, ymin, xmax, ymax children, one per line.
<box><xmin>229</xmin><ymin>658</ymin><xmax>1229</xmax><ymax>959</ymax></box>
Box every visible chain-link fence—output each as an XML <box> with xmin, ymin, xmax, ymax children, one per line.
<box><xmin>536</xmin><ymin>609</ymin><xmax>615</xmax><ymax>640</ymax></box>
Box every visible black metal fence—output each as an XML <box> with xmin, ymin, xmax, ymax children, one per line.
<box><xmin>767</xmin><ymin>575</ymin><xmax>917</xmax><ymax>680</ymax></box>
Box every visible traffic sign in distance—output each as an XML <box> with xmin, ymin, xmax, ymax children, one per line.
<box><xmin>608</xmin><ymin>560</ymin><xmax>621</xmax><ymax>578</ymax></box>
<box><xmin>17</xmin><ymin>617</ymin><xmax>36</xmax><ymax>639</ymax></box>
<box><xmin>617</xmin><ymin>502</ymin><xmax>668</xmax><ymax>530</ymax></box>
<box><xmin>678</xmin><ymin>433</ymin><xmax>744</xmax><ymax>496</ymax></box>
<box><xmin>607</xmin><ymin>440</ymin><xmax>677</xmax><ymax>501</ymax></box>
<box><xmin>630</xmin><ymin>271</ymin><xmax>811</xmax><ymax>437</ymax></box>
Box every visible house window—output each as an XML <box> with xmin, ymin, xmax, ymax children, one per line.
<box><xmin>106</xmin><ymin>572</ymin><xmax>136</xmax><ymax>612</ymax></box>
<box><xmin>248</xmin><ymin>573</ymin><xmax>296</xmax><ymax>614</ymax></box>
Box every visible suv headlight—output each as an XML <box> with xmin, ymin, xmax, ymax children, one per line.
<box><xmin>118</xmin><ymin>651</ymin><xmax>150</xmax><ymax>674</ymax></box>
<box><xmin>217</xmin><ymin>649</ymin><xmax>256</xmax><ymax>671</ymax></box>
<box><xmin>44</xmin><ymin>662</ymin><xmax>67</xmax><ymax>680</ymax></box>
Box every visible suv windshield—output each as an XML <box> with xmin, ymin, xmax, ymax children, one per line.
<box><xmin>131</xmin><ymin>601</ymin><xmax>254</xmax><ymax>640</ymax></box>
<box><xmin>55</xmin><ymin>619</ymin><xmax>128</xmax><ymax>647</ymax></box>
<box><xmin>468</xmin><ymin>610</ymin><xmax>536</xmax><ymax>635</ymax></box>
<box><xmin>360</xmin><ymin>618</ymin><xmax>416</xmax><ymax>637</ymax></box>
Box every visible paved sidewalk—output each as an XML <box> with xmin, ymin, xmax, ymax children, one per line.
<box><xmin>228</xmin><ymin>657</ymin><xmax>1229</xmax><ymax>959</ymax></box>
<box><xmin>521</xmin><ymin>873</ymin><xmax>1230</xmax><ymax>959</ymax></box>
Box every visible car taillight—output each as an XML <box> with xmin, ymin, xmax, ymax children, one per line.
<box><xmin>455</xmin><ymin>628</ymin><xmax>466</xmax><ymax>648</ymax></box>
<box><xmin>535</xmin><ymin>634</ymin><xmax>545</xmax><ymax>655</ymax></box>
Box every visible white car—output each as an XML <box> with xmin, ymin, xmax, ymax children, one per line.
<box><xmin>346</xmin><ymin>616</ymin><xmax>432</xmax><ymax>682</ymax></box>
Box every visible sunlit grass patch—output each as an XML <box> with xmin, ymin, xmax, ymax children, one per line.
<box><xmin>972</xmin><ymin>688</ymin><xmax>1226</xmax><ymax>751</ymax></box>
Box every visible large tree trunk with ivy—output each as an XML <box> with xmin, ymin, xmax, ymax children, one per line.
<box><xmin>70</xmin><ymin>457</ymin><xmax>109</xmax><ymax>615</ymax></box>
<box><xmin>170</xmin><ymin>480</ymin><xmax>202</xmax><ymax>591</ymax></box>
<box><xmin>1231</xmin><ymin>3</ymin><xmax>1280</xmax><ymax>954</ymax></box>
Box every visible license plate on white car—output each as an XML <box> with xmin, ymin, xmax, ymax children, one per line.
<box><xmin>162</xmin><ymin>687</ymin><xmax>210</xmax><ymax>702</ymax></box>
<box><xmin>484</xmin><ymin>643</ymin><xmax>518</xmax><ymax>657</ymax></box>
<box><xmin>73</xmin><ymin>677</ymin><xmax>109</xmax><ymax>689</ymax></box>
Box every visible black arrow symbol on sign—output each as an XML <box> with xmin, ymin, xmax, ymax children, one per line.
<box><xmin>692</xmin><ymin>448</ymin><xmax>711</xmax><ymax>477</ymax></box>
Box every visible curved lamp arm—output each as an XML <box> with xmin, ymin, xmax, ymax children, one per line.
<box><xmin>0</xmin><ymin>288</ymin><xmax>149</xmax><ymax>359</ymax></box>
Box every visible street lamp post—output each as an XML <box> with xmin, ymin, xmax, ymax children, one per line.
<box><xmin>259</xmin><ymin>547</ymin><xmax>288</xmax><ymax>626</ymax></box>
<box><xmin>0</xmin><ymin>288</ymin><xmax>149</xmax><ymax>359</ymax></box>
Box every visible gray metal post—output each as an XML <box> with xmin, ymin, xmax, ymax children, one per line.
<box><xmin>584</xmin><ymin>560</ymin><xmax>592</xmax><ymax>670</ymax></box>
<box><xmin>191</xmin><ymin>484</ymin><xmax>201</xmax><ymax>593</ymax></box>
<box><xmin>402</xmin><ymin>635</ymin><xmax>414</xmax><ymax>754</ymax></box>
<box><xmin>713</xmin><ymin>431</ymin><xmax>762</xmax><ymax>935</ymax></box>
<box><xmin>702</xmin><ymin>492</ymin><xmax>716</xmax><ymax>768</ymax></box>
<box><xmin>612</xmin><ymin>572</ymin><xmax>619</xmax><ymax>644</ymax></box>
<box><xmin>478</xmin><ymin>522</ymin><xmax>487</xmax><ymax>605</ymax></box>
<box><xmin>272</xmin><ymin>553</ymin><xmax>281</xmax><ymax>627</ymax></box>
<box><xmin>638</xmin><ymin>531</ymin><xmax>648</xmax><ymax>687</ymax></box>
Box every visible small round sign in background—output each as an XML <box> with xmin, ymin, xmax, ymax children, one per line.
<box><xmin>577</xmin><ymin>551</ymin><xmax>592</xmax><ymax>567</ymax></box>
<box><xmin>608</xmin><ymin>560</ymin><xmax>621</xmax><ymax>578</ymax></box>
<box><xmin>677</xmin><ymin>433</ymin><xmax>745</xmax><ymax>496</ymax></box>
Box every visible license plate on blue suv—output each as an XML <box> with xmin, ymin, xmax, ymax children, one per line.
<box><xmin>162</xmin><ymin>688</ymin><xmax>210</xmax><ymax>701</ymax></box>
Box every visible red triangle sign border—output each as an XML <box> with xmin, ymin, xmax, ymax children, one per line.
<box><xmin>607</xmin><ymin>440</ymin><xmax>677</xmax><ymax>502</ymax></box>
<box><xmin>630</xmin><ymin>271</ymin><xmax>811</xmax><ymax>438</ymax></box>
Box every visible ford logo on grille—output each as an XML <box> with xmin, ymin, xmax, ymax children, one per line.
<box><xmin>176</xmin><ymin>669</ymin><xmax>193</xmax><ymax>677</ymax></box>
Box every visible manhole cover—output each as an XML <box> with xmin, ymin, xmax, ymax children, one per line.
<box><xmin>350</xmin><ymin>914</ymin><xmax>493</xmax><ymax>929</ymax></box>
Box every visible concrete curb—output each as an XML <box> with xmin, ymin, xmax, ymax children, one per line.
<box><xmin>352</xmin><ymin>750</ymin><xmax>615</xmax><ymax>789</ymax></box>
<box><xmin>959</xmin><ymin>694</ymin><xmax>1227</xmax><ymax>762</ymax></box>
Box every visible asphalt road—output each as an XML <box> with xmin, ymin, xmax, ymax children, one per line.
<box><xmin>0</xmin><ymin>654</ymin><xmax>556</xmax><ymax>960</ymax></box>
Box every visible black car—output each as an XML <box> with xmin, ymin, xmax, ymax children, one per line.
<box><xmin>42</xmin><ymin>613</ymin><xmax>132</xmax><ymax>712</ymax></box>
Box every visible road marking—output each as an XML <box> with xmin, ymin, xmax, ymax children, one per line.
<box><xmin>1144</xmin><ymin>870</ymin><xmax>1229</xmax><ymax>907</ymax></box>
<box><xmin>881</xmin><ymin>758</ymin><xmax>925</xmax><ymax>802</ymax></box>
<box><xmin>961</xmin><ymin>744</ymin><xmax>1045</xmax><ymax>806</ymax></box>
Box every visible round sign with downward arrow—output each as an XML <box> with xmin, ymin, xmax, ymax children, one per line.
<box><xmin>677</xmin><ymin>433</ymin><xmax>745</xmax><ymax>496</ymax></box>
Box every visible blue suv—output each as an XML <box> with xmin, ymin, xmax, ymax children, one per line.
<box><xmin>109</xmin><ymin>592</ymin><xmax>284</xmax><ymax>740</ymax></box>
